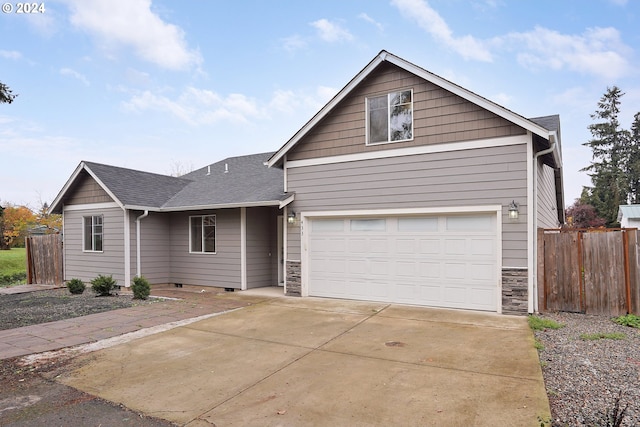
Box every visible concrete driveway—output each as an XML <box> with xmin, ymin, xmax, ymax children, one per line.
<box><xmin>56</xmin><ymin>294</ymin><xmax>550</xmax><ymax>426</ymax></box>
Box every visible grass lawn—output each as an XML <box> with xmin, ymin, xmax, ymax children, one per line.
<box><xmin>0</xmin><ymin>248</ymin><xmax>27</xmax><ymax>287</ymax></box>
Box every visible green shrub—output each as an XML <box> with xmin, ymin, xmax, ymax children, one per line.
<box><xmin>66</xmin><ymin>278</ymin><xmax>86</xmax><ymax>294</ymax></box>
<box><xmin>131</xmin><ymin>276</ymin><xmax>151</xmax><ymax>300</ymax></box>
<box><xmin>613</xmin><ymin>314</ymin><xmax>640</xmax><ymax>329</ymax></box>
<box><xmin>0</xmin><ymin>271</ymin><xmax>27</xmax><ymax>287</ymax></box>
<box><xmin>528</xmin><ymin>315</ymin><xmax>565</xmax><ymax>331</ymax></box>
<box><xmin>91</xmin><ymin>274</ymin><xmax>117</xmax><ymax>296</ymax></box>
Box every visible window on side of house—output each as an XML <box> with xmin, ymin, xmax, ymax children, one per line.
<box><xmin>190</xmin><ymin>215</ymin><xmax>216</xmax><ymax>253</ymax></box>
<box><xmin>366</xmin><ymin>89</ymin><xmax>413</xmax><ymax>145</ymax></box>
<box><xmin>83</xmin><ymin>215</ymin><xmax>103</xmax><ymax>252</ymax></box>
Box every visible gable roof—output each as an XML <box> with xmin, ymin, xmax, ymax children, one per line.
<box><xmin>267</xmin><ymin>50</ymin><xmax>559</xmax><ymax>168</ymax></box>
<box><xmin>618</xmin><ymin>205</ymin><xmax>640</xmax><ymax>221</ymax></box>
<box><xmin>49</xmin><ymin>152</ymin><xmax>288</xmax><ymax>214</ymax></box>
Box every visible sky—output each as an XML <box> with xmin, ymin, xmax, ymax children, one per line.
<box><xmin>1</xmin><ymin>0</ymin><xmax>639</xmax><ymax>211</ymax></box>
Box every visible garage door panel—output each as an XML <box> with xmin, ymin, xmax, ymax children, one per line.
<box><xmin>444</xmin><ymin>262</ymin><xmax>466</xmax><ymax>279</ymax></box>
<box><xmin>308</xmin><ymin>213</ymin><xmax>498</xmax><ymax>311</ymax></box>
<box><xmin>419</xmin><ymin>262</ymin><xmax>441</xmax><ymax>278</ymax></box>
<box><xmin>396</xmin><ymin>239</ymin><xmax>417</xmax><ymax>254</ymax></box>
<box><xmin>419</xmin><ymin>239</ymin><xmax>441</xmax><ymax>254</ymax></box>
<box><xmin>445</xmin><ymin>239</ymin><xmax>466</xmax><ymax>255</ymax></box>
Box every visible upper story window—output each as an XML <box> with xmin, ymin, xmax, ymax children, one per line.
<box><xmin>367</xmin><ymin>89</ymin><xmax>413</xmax><ymax>145</ymax></box>
<box><xmin>83</xmin><ymin>215</ymin><xmax>103</xmax><ymax>252</ymax></box>
<box><xmin>190</xmin><ymin>215</ymin><xmax>216</xmax><ymax>253</ymax></box>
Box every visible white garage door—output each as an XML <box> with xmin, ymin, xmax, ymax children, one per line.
<box><xmin>307</xmin><ymin>214</ymin><xmax>498</xmax><ymax>311</ymax></box>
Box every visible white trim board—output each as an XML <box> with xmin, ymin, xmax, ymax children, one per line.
<box><xmin>63</xmin><ymin>202</ymin><xmax>120</xmax><ymax>211</ymax></box>
<box><xmin>285</xmin><ymin>135</ymin><xmax>527</xmax><ymax>169</ymax></box>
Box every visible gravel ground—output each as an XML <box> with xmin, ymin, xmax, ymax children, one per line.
<box><xmin>534</xmin><ymin>312</ymin><xmax>640</xmax><ymax>427</ymax></box>
<box><xmin>0</xmin><ymin>287</ymin><xmax>158</xmax><ymax>330</ymax></box>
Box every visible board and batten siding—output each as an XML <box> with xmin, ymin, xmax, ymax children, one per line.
<box><xmin>287</xmin><ymin>62</ymin><xmax>526</xmax><ymax>162</ymax></box>
<box><xmin>168</xmin><ymin>209</ymin><xmax>241</xmax><ymax>288</ymax></box>
<box><xmin>129</xmin><ymin>211</ymin><xmax>171</xmax><ymax>284</ymax></box>
<box><xmin>63</xmin><ymin>206</ymin><xmax>126</xmax><ymax>284</ymax></box>
<box><xmin>246</xmin><ymin>207</ymin><xmax>278</xmax><ymax>288</ymax></box>
<box><xmin>536</xmin><ymin>161</ymin><xmax>560</xmax><ymax>229</ymax></box>
<box><xmin>286</xmin><ymin>142</ymin><xmax>529</xmax><ymax>268</ymax></box>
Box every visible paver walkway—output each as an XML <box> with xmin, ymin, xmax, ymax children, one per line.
<box><xmin>0</xmin><ymin>285</ymin><xmax>271</xmax><ymax>360</ymax></box>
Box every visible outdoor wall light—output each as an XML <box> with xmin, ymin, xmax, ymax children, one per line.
<box><xmin>508</xmin><ymin>200</ymin><xmax>519</xmax><ymax>220</ymax></box>
<box><xmin>287</xmin><ymin>210</ymin><xmax>296</xmax><ymax>224</ymax></box>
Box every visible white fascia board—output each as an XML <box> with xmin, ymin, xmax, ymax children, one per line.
<box><xmin>267</xmin><ymin>54</ymin><xmax>385</xmax><ymax>168</ymax></box>
<box><xmin>286</xmin><ymin>135</ymin><xmax>527</xmax><ymax>169</ymax></box>
<box><xmin>82</xmin><ymin>164</ymin><xmax>125</xmax><ymax>210</ymax></box>
<box><xmin>267</xmin><ymin>50</ymin><xmax>551</xmax><ymax>168</ymax></box>
<box><xmin>383</xmin><ymin>53</ymin><xmax>552</xmax><ymax>140</ymax></box>
<box><xmin>279</xmin><ymin>194</ymin><xmax>295</xmax><ymax>209</ymax></box>
<box><xmin>158</xmin><ymin>200</ymin><xmax>283</xmax><ymax>212</ymax></box>
<box><xmin>48</xmin><ymin>162</ymin><xmax>87</xmax><ymax>214</ymax></box>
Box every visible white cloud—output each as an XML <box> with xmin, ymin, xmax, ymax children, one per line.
<box><xmin>60</xmin><ymin>68</ymin><xmax>90</xmax><ymax>86</ymax></box>
<box><xmin>502</xmin><ymin>26</ymin><xmax>631</xmax><ymax>79</ymax></box>
<box><xmin>391</xmin><ymin>0</ymin><xmax>492</xmax><ymax>62</ymax></box>
<box><xmin>0</xmin><ymin>50</ymin><xmax>22</xmax><ymax>60</ymax></box>
<box><xmin>123</xmin><ymin>87</ymin><xmax>264</xmax><ymax>125</ymax></box>
<box><xmin>61</xmin><ymin>0</ymin><xmax>202</xmax><ymax>70</ymax></box>
<box><xmin>310</xmin><ymin>19</ymin><xmax>354</xmax><ymax>43</ymax></box>
<box><xmin>269</xmin><ymin>86</ymin><xmax>337</xmax><ymax>115</ymax></box>
<box><xmin>358</xmin><ymin>13</ymin><xmax>384</xmax><ymax>32</ymax></box>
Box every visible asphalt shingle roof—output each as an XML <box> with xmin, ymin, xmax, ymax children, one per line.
<box><xmin>82</xmin><ymin>152</ymin><xmax>286</xmax><ymax>210</ymax></box>
<box><xmin>83</xmin><ymin>161</ymin><xmax>193</xmax><ymax>208</ymax></box>
<box><xmin>163</xmin><ymin>152</ymin><xmax>286</xmax><ymax>208</ymax></box>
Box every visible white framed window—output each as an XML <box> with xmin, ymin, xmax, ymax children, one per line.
<box><xmin>366</xmin><ymin>89</ymin><xmax>413</xmax><ymax>145</ymax></box>
<box><xmin>190</xmin><ymin>215</ymin><xmax>216</xmax><ymax>253</ymax></box>
<box><xmin>83</xmin><ymin>215</ymin><xmax>103</xmax><ymax>252</ymax></box>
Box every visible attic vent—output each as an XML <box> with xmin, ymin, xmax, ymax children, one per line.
<box><xmin>224</xmin><ymin>163</ymin><xmax>229</xmax><ymax>173</ymax></box>
<box><xmin>206</xmin><ymin>165</ymin><xmax>211</xmax><ymax>176</ymax></box>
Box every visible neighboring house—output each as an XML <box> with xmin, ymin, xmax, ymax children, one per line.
<box><xmin>618</xmin><ymin>205</ymin><xmax>640</xmax><ymax>228</ymax></box>
<box><xmin>50</xmin><ymin>50</ymin><xmax>564</xmax><ymax>314</ymax></box>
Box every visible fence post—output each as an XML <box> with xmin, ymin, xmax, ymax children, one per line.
<box><xmin>537</xmin><ymin>228</ymin><xmax>545</xmax><ymax>312</ymax></box>
<box><xmin>25</xmin><ymin>236</ymin><xmax>33</xmax><ymax>284</ymax></box>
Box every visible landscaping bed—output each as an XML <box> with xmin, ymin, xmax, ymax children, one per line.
<box><xmin>534</xmin><ymin>312</ymin><xmax>640</xmax><ymax>426</ymax></box>
<box><xmin>0</xmin><ymin>287</ymin><xmax>158</xmax><ymax>330</ymax></box>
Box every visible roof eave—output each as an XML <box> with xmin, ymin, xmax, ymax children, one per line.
<box><xmin>158</xmin><ymin>200</ymin><xmax>284</xmax><ymax>212</ymax></box>
<box><xmin>267</xmin><ymin>50</ymin><xmax>552</xmax><ymax>167</ymax></box>
<box><xmin>48</xmin><ymin>161</ymin><xmax>124</xmax><ymax>215</ymax></box>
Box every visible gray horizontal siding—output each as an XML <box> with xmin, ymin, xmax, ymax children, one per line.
<box><xmin>169</xmin><ymin>209</ymin><xmax>241</xmax><ymax>288</ymax></box>
<box><xmin>131</xmin><ymin>211</ymin><xmax>171</xmax><ymax>284</ymax></box>
<box><xmin>246</xmin><ymin>207</ymin><xmax>278</xmax><ymax>288</ymax></box>
<box><xmin>63</xmin><ymin>206</ymin><xmax>126</xmax><ymax>285</ymax></box>
<box><xmin>286</xmin><ymin>143</ymin><xmax>529</xmax><ymax>267</ymax></box>
<box><xmin>537</xmin><ymin>161</ymin><xmax>559</xmax><ymax>229</ymax></box>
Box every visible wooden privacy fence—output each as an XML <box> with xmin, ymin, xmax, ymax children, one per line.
<box><xmin>25</xmin><ymin>234</ymin><xmax>63</xmax><ymax>286</ymax></box>
<box><xmin>538</xmin><ymin>228</ymin><xmax>640</xmax><ymax>316</ymax></box>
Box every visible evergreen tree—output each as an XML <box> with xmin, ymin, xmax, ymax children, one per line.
<box><xmin>581</xmin><ymin>87</ymin><xmax>630</xmax><ymax>226</ymax></box>
<box><xmin>0</xmin><ymin>81</ymin><xmax>16</xmax><ymax>104</ymax></box>
<box><xmin>628</xmin><ymin>112</ymin><xmax>640</xmax><ymax>204</ymax></box>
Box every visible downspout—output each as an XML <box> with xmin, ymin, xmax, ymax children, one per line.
<box><xmin>136</xmin><ymin>210</ymin><xmax>149</xmax><ymax>279</ymax></box>
<box><xmin>532</xmin><ymin>134</ymin><xmax>558</xmax><ymax>312</ymax></box>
